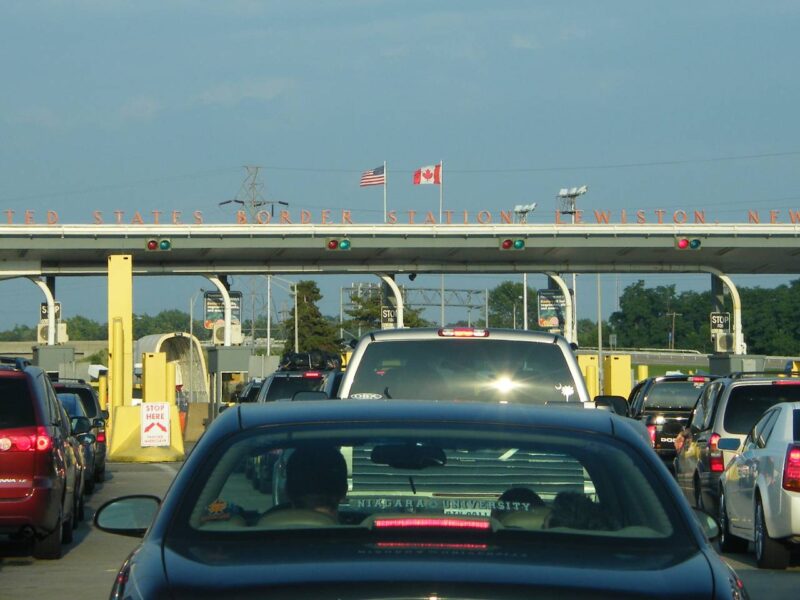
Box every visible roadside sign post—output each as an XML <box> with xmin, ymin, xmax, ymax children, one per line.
<box><xmin>380</xmin><ymin>305</ymin><xmax>397</xmax><ymax>329</ymax></box>
<box><xmin>710</xmin><ymin>312</ymin><xmax>731</xmax><ymax>337</ymax></box>
<box><xmin>40</xmin><ymin>301</ymin><xmax>61</xmax><ymax>321</ymax></box>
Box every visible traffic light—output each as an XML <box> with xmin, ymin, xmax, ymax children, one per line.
<box><xmin>146</xmin><ymin>238</ymin><xmax>172</xmax><ymax>251</ymax></box>
<box><xmin>499</xmin><ymin>238</ymin><xmax>525</xmax><ymax>251</ymax></box>
<box><xmin>326</xmin><ymin>238</ymin><xmax>351</xmax><ymax>250</ymax></box>
<box><xmin>675</xmin><ymin>237</ymin><xmax>701</xmax><ymax>250</ymax></box>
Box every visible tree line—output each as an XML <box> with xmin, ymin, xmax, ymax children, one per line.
<box><xmin>3</xmin><ymin>279</ymin><xmax>796</xmax><ymax>356</ymax></box>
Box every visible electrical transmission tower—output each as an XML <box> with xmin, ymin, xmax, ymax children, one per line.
<box><xmin>219</xmin><ymin>165</ymin><xmax>288</xmax><ymax>220</ymax></box>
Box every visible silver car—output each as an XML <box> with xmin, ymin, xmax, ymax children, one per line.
<box><xmin>718</xmin><ymin>400</ymin><xmax>800</xmax><ymax>569</ymax></box>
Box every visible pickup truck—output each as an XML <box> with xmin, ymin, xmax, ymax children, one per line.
<box><xmin>337</xmin><ymin>327</ymin><xmax>592</xmax><ymax>405</ymax></box>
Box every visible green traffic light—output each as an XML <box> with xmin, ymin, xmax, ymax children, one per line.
<box><xmin>339</xmin><ymin>239</ymin><xmax>351</xmax><ymax>250</ymax></box>
<box><xmin>689</xmin><ymin>239</ymin><xmax>701</xmax><ymax>250</ymax></box>
<box><xmin>158</xmin><ymin>239</ymin><xmax>172</xmax><ymax>251</ymax></box>
<box><xmin>513</xmin><ymin>239</ymin><xmax>525</xmax><ymax>250</ymax></box>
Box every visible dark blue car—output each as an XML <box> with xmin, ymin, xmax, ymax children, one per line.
<box><xmin>95</xmin><ymin>400</ymin><xmax>748</xmax><ymax>599</ymax></box>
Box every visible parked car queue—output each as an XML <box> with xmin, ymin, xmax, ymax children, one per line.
<box><xmin>0</xmin><ymin>361</ymin><xmax>106</xmax><ymax>559</ymax></box>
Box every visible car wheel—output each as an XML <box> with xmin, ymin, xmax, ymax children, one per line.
<box><xmin>32</xmin><ymin>510</ymin><xmax>63</xmax><ymax>560</ymax></box>
<box><xmin>718</xmin><ymin>489</ymin><xmax>748</xmax><ymax>553</ymax></box>
<box><xmin>754</xmin><ymin>498</ymin><xmax>790</xmax><ymax>569</ymax></box>
<box><xmin>95</xmin><ymin>468</ymin><xmax>105</xmax><ymax>483</ymax></box>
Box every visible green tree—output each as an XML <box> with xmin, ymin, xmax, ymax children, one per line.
<box><xmin>344</xmin><ymin>287</ymin><xmax>431</xmax><ymax>332</ymax></box>
<box><xmin>487</xmin><ymin>281</ymin><xmax>537</xmax><ymax>329</ymax></box>
<box><xmin>284</xmin><ymin>280</ymin><xmax>340</xmax><ymax>354</ymax></box>
<box><xmin>64</xmin><ymin>315</ymin><xmax>106</xmax><ymax>340</ymax></box>
<box><xmin>0</xmin><ymin>324</ymin><xmax>36</xmax><ymax>341</ymax></box>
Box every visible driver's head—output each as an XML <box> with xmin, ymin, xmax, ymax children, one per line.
<box><xmin>286</xmin><ymin>445</ymin><xmax>348</xmax><ymax>512</ymax></box>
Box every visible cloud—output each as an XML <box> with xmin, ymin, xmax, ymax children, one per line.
<box><xmin>196</xmin><ymin>79</ymin><xmax>294</xmax><ymax>107</ymax></box>
<box><xmin>119</xmin><ymin>95</ymin><xmax>162</xmax><ymax>121</ymax></box>
<box><xmin>10</xmin><ymin>107</ymin><xmax>65</xmax><ymax>130</ymax></box>
<box><xmin>511</xmin><ymin>34</ymin><xmax>540</xmax><ymax>51</ymax></box>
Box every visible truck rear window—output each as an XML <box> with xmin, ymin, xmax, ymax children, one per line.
<box><xmin>348</xmin><ymin>339</ymin><xmax>579</xmax><ymax>404</ymax></box>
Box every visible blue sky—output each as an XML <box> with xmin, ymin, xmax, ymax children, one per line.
<box><xmin>1</xmin><ymin>1</ymin><xmax>799</xmax><ymax>332</ymax></box>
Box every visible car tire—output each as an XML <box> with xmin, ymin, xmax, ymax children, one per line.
<box><xmin>718</xmin><ymin>489</ymin><xmax>748</xmax><ymax>553</ymax></box>
<box><xmin>33</xmin><ymin>510</ymin><xmax>63</xmax><ymax>559</ymax></box>
<box><xmin>95</xmin><ymin>468</ymin><xmax>105</xmax><ymax>483</ymax></box>
<box><xmin>754</xmin><ymin>498</ymin><xmax>790</xmax><ymax>569</ymax></box>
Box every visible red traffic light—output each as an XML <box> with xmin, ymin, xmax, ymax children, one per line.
<box><xmin>675</xmin><ymin>238</ymin><xmax>701</xmax><ymax>250</ymax></box>
<box><xmin>326</xmin><ymin>238</ymin><xmax>351</xmax><ymax>251</ymax></box>
<box><xmin>499</xmin><ymin>238</ymin><xmax>525</xmax><ymax>250</ymax></box>
<box><xmin>146</xmin><ymin>239</ymin><xmax>159</xmax><ymax>250</ymax></box>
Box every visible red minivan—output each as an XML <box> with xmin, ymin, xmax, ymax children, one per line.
<box><xmin>0</xmin><ymin>361</ymin><xmax>81</xmax><ymax>559</ymax></box>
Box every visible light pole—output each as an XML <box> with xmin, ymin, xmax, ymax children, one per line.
<box><xmin>265</xmin><ymin>275</ymin><xmax>299</xmax><ymax>354</ymax></box>
<box><xmin>558</xmin><ymin>186</ymin><xmax>588</xmax><ymax>342</ymax></box>
<box><xmin>514</xmin><ymin>203</ymin><xmax>537</xmax><ymax>331</ymax></box>
<box><xmin>188</xmin><ymin>289</ymin><xmax>205</xmax><ymax>405</ymax></box>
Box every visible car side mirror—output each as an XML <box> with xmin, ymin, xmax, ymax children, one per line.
<box><xmin>94</xmin><ymin>495</ymin><xmax>161</xmax><ymax>538</ymax></box>
<box><xmin>92</xmin><ymin>418</ymin><xmax>105</xmax><ymax>428</ymax></box>
<box><xmin>692</xmin><ymin>508</ymin><xmax>720</xmax><ymax>541</ymax></box>
<box><xmin>717</xmin><ymin>437</ymin><xmax>740</xmax><ymax>452</ymax></box>
<box><xmin>101</xmin><ymin>409</ymin><xmax>110</xmax><ymax>420</ymax></box>
<box><xmin>593</xmin><ymin>395</ymin><xmax>629</xmax><ymax>416</ymax></box>
<box><xmin>70</xmin><ymin>416</ymin><xmax>92</xmax><ymax>435</ymax></box>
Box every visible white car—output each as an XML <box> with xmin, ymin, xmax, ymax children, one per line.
<box><xmin>718</xmin><ymin>400</ymin><xmax>800</xmax><ymax>569</ymax></box>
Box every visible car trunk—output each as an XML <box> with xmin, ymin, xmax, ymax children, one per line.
<box><xmin>0</xmin><ymin>426</ymin><xmax>39</xmax><ymax>499</ymax></box>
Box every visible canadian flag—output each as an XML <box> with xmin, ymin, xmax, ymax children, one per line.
<box><xmin>413</xmin><ymin>163</ymin><xmax>442</xmax><ymax>185</ymax></box>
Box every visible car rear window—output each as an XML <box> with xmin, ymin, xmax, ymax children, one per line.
<box><xmin>724</xmin><ymin>385</ymin><xmax>800</xmax><ymax>434</ymax></box>
<box><xmin>263</xmin><ymin>376</ymin><xmax>326</xmax><ymax>402</ymax></box>
<box><xmin>644</xmin><ymin>381</ymin><xmax>705</xmax><ymax>409</ymax></box>
<box><xmin>175</xmin><ymin>423</ymin><xmax>691</xmax><ymax>553</ymax></box>
<box><xmin>0</xmin><ymin>379</ymin><xmax>35</xmax><ymax>428</ymax></box>
<box><xmin>348</xmin><ymin>339</ymin><xmax>578</xmax><ymax>403</ymax></box>
<box><xmin>57</xmin><ymin>392</ymin><xmax>86</xmax><ymax>418</ymax></box>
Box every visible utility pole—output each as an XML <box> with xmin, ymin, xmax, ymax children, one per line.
<box><xmin>666</xmin><ymin>311</ymin><xmax>682</xmax><ymax>350</ymax></box>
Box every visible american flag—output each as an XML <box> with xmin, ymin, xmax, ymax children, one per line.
<box><xmin>360</xmin><ymin>165</ymin><xmax>385</xmax><ymax>187</ymax></box>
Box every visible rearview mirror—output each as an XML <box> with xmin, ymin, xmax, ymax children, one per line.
<box><xmin>70</xmin><ymin>416</ymin><xmax>92</xmax><ymax>435</ymax></box>
<box><xmin>371</xmin><ymin>443</ymin><xmax>447</xmax><ymax>470</ymax></box>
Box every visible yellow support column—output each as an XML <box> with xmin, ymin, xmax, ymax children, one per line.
<box><xmin>166</xmin><ymin>361</ymin><xmax>177</xmax><ymax>405</ymax></box>
<box><xmin>603</xmin><ymin>354</ymin><xmax>632</xmax><ymax>398</ymax></box>
<box><xmin>107</xmin><ymin>255</ymin><xmax>133</xmax><ymax>406</ymax></box>
<box><xmin>636</xmin><ymin>364</ymin><xmax>649</xmax><ymax>383</ymax></box>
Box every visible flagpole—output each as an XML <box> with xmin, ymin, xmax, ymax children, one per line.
<box><xmin>440</xmin><ymin>160</ymin><xmax>444</xmax><ymax>326</ymax></box>
<box><xmin>383</xmin><ymin>160</ymin><xmax>387</xmax><ymax>223</ymax></box>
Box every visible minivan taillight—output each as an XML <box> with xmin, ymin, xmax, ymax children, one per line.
<box><xmin>709</xmin><ymin>432</ymin><xmax>725</xmax><ymax>472</ymax></box>
<box><xmin>782</xmin><ymin>445</ymin><xmax>800</xmax><ymax>492</ymax></box>
<box><xmin>96</xmin><ymin>430</ymin><xmax>106</xmax><ymax>444</ymax></box>
<box><xmin>0</xmin><ymin>427</ymin><xmax>52</xmax><ymax>452</ymax></box>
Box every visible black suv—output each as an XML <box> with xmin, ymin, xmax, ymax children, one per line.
<box><xmin>674</xmin><ymin>371</ymin><xmax>800</xmax><ymax>515</ymax></box>
<box><xmin>0</xmin><ymin>362</ymin><xmax>82</xmax><ymax>558</ymax></box>
<box><xmin>52</xmin><ymin>379</ymin><xmax>109</xmax><ymax>482</ymax></box>
<box><xmin>627</xmin><ymin>374</ymin><xmax>717</xmax><ymax>465</ymax></box>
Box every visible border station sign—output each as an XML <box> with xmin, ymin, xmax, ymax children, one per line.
<box><xmin>140</xmin><ymin>402</ymin><xmax>171</xmax><ymax>447</ymax></box>
<box><xmin>381</xmin><ymin>305</ymin><xmax>397</xmax><ymax>329</ymax></box>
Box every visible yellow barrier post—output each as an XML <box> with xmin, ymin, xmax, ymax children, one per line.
<box><xmin>142</xmin><ymin>352</ymin><xmax>167</xmax><ymax>402</ymax></box>
<box><xmin>578</xmin><ymin>355</ymin><xmax>599</xmax><ymax>399</ymax></box>
<box><xmin>636</xmin><ymin>364</ymin><xmax>649</xmax><ymax>383</ymax></box>
<box><xmin>603</xmin><ymin>354</ymin><xmax>632</xmax><ymax>397</ymax></box>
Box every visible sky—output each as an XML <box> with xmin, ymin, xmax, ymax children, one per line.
<box><xmin>1</xmin><ymin>0</ymin><xmax>799</xmax><ymax>334</ymax></box>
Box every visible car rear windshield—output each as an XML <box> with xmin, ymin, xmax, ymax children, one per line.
<box><xmin>57</xmin><ymin>392</ymin><xmax>86</xmax><ymax>418</ymax></box>
<box><xmin>644</xmin><ymin>380</ymin><xmax>705</xmax><ymax>410</ymax></box>
<box><xmin>174</xmin><ymin>423</ymin><xmax>692</xmax><ymax>553</ymax></box>
<box><xmin>56</xmin><ymin>386</ymin><xmax>99</xmax><ymax>417</ymax></box>
<box><xmin>348</xmin><ymin>339</ymin><xmax>579</xmax><ymax>404</ymax></box>
<box><xmin>724</xmin><ymin>384</ymin><xmax>800</xmax><ymax>434</ymax></box>
<box><xmin>0</xmin><ymin>379</ymin><xmax>35</xmax><ymax>428</ymax></box>
<box><xmin>263</xmin><ymin>376</ymin><xmax>327</xmax><ymax>402</ymax></box>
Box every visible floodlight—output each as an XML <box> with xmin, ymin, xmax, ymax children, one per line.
<box><xmin>558</xmin><ymin>188</ymin><xmax>569</xmax><ymax>197</ymax></box>
<box><xmin>577</xmin><ymin>185</ymin><xmax>588</xmax><ymax>195</ymax></box>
